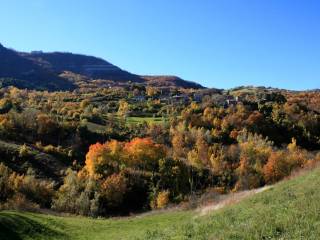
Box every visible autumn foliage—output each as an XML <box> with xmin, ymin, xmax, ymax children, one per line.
<box><xmin>156</xmin><ymin>190</ymin><xmax>170</xmax><ymax>209</ymax></box>
<box><xmin>124</xmin><ymin>137</ymin><xmax>166</xmax><ymax>170</ymax></box>
<box><xmin>1</xmin><ymin>86</ymin><xmax>319</xmax><ymax>217</ymax></box>
<box><xmin>263</xmin><ymin>151</ymin><xmax>288</xmax><ymax>183</ymax></box>
<box><xmin>85</xmin><ymin>140</ymin><xmax>123</xmax><ymax>178</ymax></box>
<box><xmin>85</xmin><ymin>138</ymin><xmax>165</xmax><ymax>178</ymax></box>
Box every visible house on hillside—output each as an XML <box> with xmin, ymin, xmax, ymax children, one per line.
<box><xmin>170</xmin><ymin>94</ymin><xmax>189</xmax><ymax>104</ymax></box>
<box><xmin>224</xmin><ymin>95</ymin><xmax>243</xmax><ymax>107</ymax></box>
<box><xmin>193</xmin><ymin>93</ymin><xmax>203</xmax><ymax>103</ymax></box>
<box><xmin>159</xmin><ymin>87</ymin><xmax>171</xmax><ymax>96</ymax></box>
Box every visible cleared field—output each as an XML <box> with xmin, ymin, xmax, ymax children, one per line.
<box><xmin>85</xmin><ymin>117</ymin><xmax>165</xmax><ymax>133</ymax></box>
<box><xmin>1</xmin><ymin>167</ymin><xmax>320</xmax><ymax>240</ymax></box>
<box><xmin>85</xmin><ymin>121</ymin><xmax>107</xmax><ymax>133</ymax></box>
<box><xmin>126</xmin><ymin>116</ymin><xmax>165</xmax><ymax>125</ymax></box>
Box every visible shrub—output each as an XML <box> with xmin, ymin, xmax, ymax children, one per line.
<box><xmin>0</xmin><ymin>163</ymin><xmax>14</xmax><ymax>201</ymax></box>
<box><xmin>19</xmin><ymin>144</ymin><xmax>31</xmax><ymax>158</ymax></box>
<box><xmin>0</xmin><ymin>193</ymin><xmax>39</xmax><ymax>211</ymax></box>
<box><xmin>156</xmin><ymin>190</ymin><xmax>170</xmax><ymax>209</ymax></box>
<box><xmin>0</xmin><ymin>163</ymin><xmax>54</xmax><ymax>209</ymax></box>
<box><xmin>263</xmin><ymin>147</ymin><xmax>307</xmax><ymax>184</ymax></box>
<box><xmin>101</xmin><ymin>173</ymin><xmax>127</xmax><ymax>208</ymax></box>
<box><xmin>53</xmin><ymin>169</ymin><xmax>101</xmax><ymax>216</ymax></box>
<box><xmin>263</xmin><ymin>151</ymin><xmax>288</xmax><ymax>184</ymax></box>
<box><xmin>52</xmin><ymin>169</ymin><xmax>82</xmax><ymax>213</ymax></box>
<box><xmin>17</xmin><ymin>173</ymin><xmax>54</xmax><ymax>208</ymax></box>
<box><xmin>43</xmin><ymin>144</ymin><xmax>56</xmax><ymax>153</ymax></box>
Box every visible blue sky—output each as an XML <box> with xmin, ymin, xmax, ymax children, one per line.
<box><xmin>0</xmin><ymin>0</ymin><xmax>319</xmax><ymax>90</ymax></box>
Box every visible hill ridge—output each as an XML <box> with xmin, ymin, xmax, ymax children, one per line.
<box><xmin>0</xmin><ymin>43</ymin><xmax>204</xmax><ymax>90</ymax></box>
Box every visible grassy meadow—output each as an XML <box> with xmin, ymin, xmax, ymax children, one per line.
<box><xmin>85</xmin><ymin>116</ymin><xmax>165</xmax><ymax>133</ymax></box>
<box><xmin>1</xmin><ymin>167</ymin><xmax>320</xmax><ymax>240</ymax></box>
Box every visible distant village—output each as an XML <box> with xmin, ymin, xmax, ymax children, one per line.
<box><xmin>128</xmin><ymin>85</ymin><xmax>285</xmax><ymax>107</ymax></box>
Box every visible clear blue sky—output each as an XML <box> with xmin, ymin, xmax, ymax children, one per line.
<box><xmin>1</xmin><ymin>0</ymin><xmax>319</xmax><ymax>90</ymax></box>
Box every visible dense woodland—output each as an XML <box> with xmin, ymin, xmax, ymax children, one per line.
<box><xmin>0</xmin><ymin>85</ymin><xmax>319</xmax><ymax>216</ymax></box>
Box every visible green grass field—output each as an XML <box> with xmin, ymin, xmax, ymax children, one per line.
<box><xmin>85</xmin><ymin>121</ymin><xmax>107</xmax><ymax>133</ymax></box>
<box><xmin>0</xmin><ymin>210</ymin><xmax>192</xmax><ymax>240</ymax></box>
<box><xmin>126</xmin><ymin>116</ymin><xmax>165</xmax><ymax>125</ymax></box>
<box><xmin>1</xmin><ymin>167</ymin><xmax>320</xmax><ymax>240</ymax></box>
<box><xmin>85</xmin><ymin>117</ymin><xmax>165</xmax><ymax>133</ymax></box>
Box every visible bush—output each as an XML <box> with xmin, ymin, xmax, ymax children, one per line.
<box><xmin>263</xmin><ymin>151</ymin><xmax>288</xmax><ymax>184</ymax></box>
<box><xmin>101</xmin><ymin>173</ymin><xmax>127</xmax><ymax>208</ymax></box>
<box><xmin>0</xmin><ymin>163</ymin><xmax>14</xmax><ymax>201</ymax></box>
<box><xmin>52</xmin><ymin>169</ymin><xmax>82</xmax><ymax>214</ymax></box>
<box><xmin>19</xmin><ymin>144</ymin><xmax>31</xmax><ymax>158</ymax></box>
<box><xmin>156</xmin><ymin>190</ymin><xmax>170</xmax><ymax>209</ymax></box>
<box><xmin>53</xmin><ymin>169</ymin><xmax>101</xmax><ymax>216</ymax></box>
<box><xmin>0</xmin><ymin>163</ymin><xmax>54</xmax><ymax>209</ymax></box>
<box><xmin>263</xmin><ymin>148</ymin><xmax>307</xmax><ymax>184</ymax></box>
<box><xmin>43</xmin><ymin>144</ymin><xmax>56</xmax><ymax>153</ymax></box>
<box><xmin>0</xmin><ymin>193</ymin><xmax>39</xmax><ymax>211</ymax></box>
<box><xmin>17</xmin><ymin>173</ymin><xmax>54</xmax><ymax>208</ymax></box>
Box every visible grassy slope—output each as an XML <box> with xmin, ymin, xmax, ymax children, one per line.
<box><xmin>150</xmin><ymin>168</ymin><xmax>320</xmax><ymax>240</ymax></box>
<box><xmin>85</xmin><ymin>117</ymin><xmax>165</xmax><ymax>133</ymax></box>
<box><xmin>126</xmin><ymin>117</ymin><xmax>164</xmax><ymax>125</ymax></box>
<box><xmin>1</xmin><ymin>168</ymin><xmax>320</xmax><ymax>240</ymax></box>
<box><xmin>0</xmin><ymin>211</ymin><xmax>192</xmax><ymax>240</ymax></box>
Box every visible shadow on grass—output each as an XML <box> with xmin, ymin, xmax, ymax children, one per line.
<box><xmin>0</xmin><ymin>212</ymin><xmax>68</xmax><ymax>240</ymax></box>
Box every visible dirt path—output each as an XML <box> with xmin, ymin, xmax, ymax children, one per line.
<box><xmin>196</xmin><ymin>186</ymin><xmax>271</xmax><ymax>217</ymax></box>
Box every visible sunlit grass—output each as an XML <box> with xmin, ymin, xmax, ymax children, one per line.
<box><xmin>1</xmin><ymin>167</ymin><xmax>320</xmax><ymax>240</ymax></box>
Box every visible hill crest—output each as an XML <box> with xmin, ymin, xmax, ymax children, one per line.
<box><xmin>0</xmin><ymin>43</ymin><xmax>204</xmax><ymax>90</ymax></box>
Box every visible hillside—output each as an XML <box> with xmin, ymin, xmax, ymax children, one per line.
<box><xmin>142</xmin><ymin>75</ymin><xmax>203</xmax><ymax>88</ymax></box>
<box><xmin>0</xmin><ymin>44</ymin><xmax>75</xmax><ymax>91</ymax></box>
<box><xmin>21</xmin><ymin>51</ymin><xmax>145</xmax><ymax>83</ymax></box>
<box><xmin>1</xmin><ymin>167</ymin><xmax>320</xmax><ymax>240</ymax></box>
<box><xmin>0</xmin><ymin>140</ymin><xmax>66</xmax><ymax>180</ymax></box>
<box><xmin>0</xmin><ymin>43</ymin><xmax>204</xmax><ymax>90</ymax></box>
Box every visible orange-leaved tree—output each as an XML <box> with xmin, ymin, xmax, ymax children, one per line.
<box><xmin>124</xmin><ymin>137</ymin><xmax>166</xmax><ymax>172</ymax></box>
<box><xmin>85</xmin><ymin>140</ymin><xmax>124</xmax><ymax>179</ymax></box>
<box><xmin>263</xmin><ymin>151</ymin><xmax>288</xmax><ymax>184</ymax></box>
